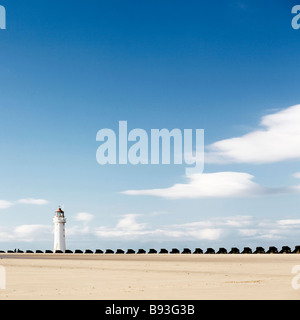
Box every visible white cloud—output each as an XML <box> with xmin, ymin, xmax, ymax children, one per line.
<box><xmin>122</xmin><ymin>172</ymin><xmax>267</xmax><ymax>199</ymax></box>
<box><xmin>94</xmin><ymin>214</ymin><xmax>148</xmax><ymax>239</ymax></box>
<box><xmin>238</xmin><ymin>229</ymin><xmax>258</xmax><ymax>237</ymax></box>
<box><xmin>0</xmin><ymin>200</ymin><xmax>13</xmax><ymax>210</ymax></box>
<box><xmin>0</xmin><ymin>215</ymin><xmax>298</xmax><ymax>245</ymax></box>
<box><xmin>13</xmin><ymin>225</ymin><xmax>52</xmax><ymax>242</ymax></box>
<box><xmin>68</xmin><ymin>212</ymin><xmax>95</xmax><ymax>236</ymax></box>
<box><xmin>115</xmin><ymin>214</ymin><xmax>147</xmax><ymax>231</ymax></box>
<box><xmin>277</xmin><ymin>219</ymin><xmax>300</xmax><ymax>226</ymax></box>
<box><xmin>92</xmin><ymin>214</ymin><xmax>300</xmax><ymax>244</ymax></box>
<box><xmin>180</xmin><ymin>229</ymin><xmax>222</xmax><ymax>241</ymax></box>
<box><xmin>222</xmin><ymin>215</ymin><xmax>253</xmax><ymax>227</ymax></box>
<box><xmin>93</xmin><ymin>214</ymin><xmax>254</xmax><ymax>241</ymax></box>
<box><xmin>0</xmin><ymin>198</ymin><xmax>49</xmax><ymax>210</ymax></box>
<box><xmin>238</xmin><ymin>218</ymin><xmax>300</xmax><ymax>240</ymax></box>
<box><xmin>293</xmin><ymin>172</ymin><xmax>300</xmax><ymax>179</ymax></box>
<box><xmin>75</xmin><ymin>212</ymin><xmax>94</xmax><ymax>223</ymax></box>
<box><xmin>172</xmin><ymin>215</ymin><xmax>252</xmax><ymax>229</ymax></box>
<box><xmin>0</xmin><ymin>225</ymin><xmax>52</xmax><ymax>243</ymax></box>
<box><xmin>67</xmin><ymin>225</ymin><xmax>91</xmax><ymax>237</ymax></box>
<box><xmin>17</xmin><ymin>198</ymin><xmax>48</xmax><ymax>205</ymax></box>
<box><xmin>206</xmin><ymin>104</ymin><xmax>300</xmax><ymax>164</ymax></box>
<box><xmin>170</xmin><ymin>216</ymin><xmax>252</xmax><ymax>240</ymax></box>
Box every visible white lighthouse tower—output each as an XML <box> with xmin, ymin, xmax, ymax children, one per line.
<box><xmin>53</xmin><ymin>207</ymin><xmax>67</xmax><ymax>253</ymax></box>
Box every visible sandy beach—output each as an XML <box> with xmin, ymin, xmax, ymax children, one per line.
<box><xmin>0</xmin><ymin>254</ymin><xmax>299</xmax><ymax>300</ymax></box>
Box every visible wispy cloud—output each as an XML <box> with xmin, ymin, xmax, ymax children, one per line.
<box><xmin>292</xmin><ymin>172</ymin><xmax>300</xmax><ymax>179</ymax></box>
<box><xmin>93</xmin><ymin>214</ymin><xmax>251</xmax><ymax>241</ymax></box>
<box><xmin>67</xmin><ymin>212</ymin><xmax>95</xmax><ymax>237</ymax></box>
<box><xmin>0</xmin><ymin>198</ymin><xmax>49</xmax><ymax>211</ymax></box>
<box><xmin>13</xmin><ymin>225</ymin><xmax>52</xmax><ymax>242</ymax></box>
<box><xmin>122</xmin><ymin>172</ymin><xmax>268</xmax><ymax>199</ymax></box>
<box><xmin>94</xmin><ymin>214</ymin><xmax>148</xmax><ymax>239</ymax></box>
<box><xmin>0</xmin><ymin>200</ymin><xmax>14</xmax><ymax>210</ymax></box>
<box><xmin>93</xmin><ymin>214</ymin><xmax>300</xmax><ymax>243</ymax></box>
<box><xmin>74</xmin><ymin>212</ymin><xmax>94</xmax><ymax>223</ymax></box>
<box><xmin>277</xmin><ymin>219</ymin><xmax>300</xmax><ymax>226</ymax></box>
<box><xmin>0</xmin><ymin>225</ymin><xmax>52</xmax><ymax>243</ymax></box>
<box><xmin>17</xmin><ymin>198</ymin><xmax>49</xmax><ymax>205</ymax></box>
<box><xmin>206</xmin><ymin>104</ymin><xmax>300</xmax><ymax>164</ymax></box>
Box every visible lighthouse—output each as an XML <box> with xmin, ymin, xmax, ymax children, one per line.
<box><xmin>53</xmin><ymin>207</ymin><xmax>67</xmax><ymax>253</ymax></box>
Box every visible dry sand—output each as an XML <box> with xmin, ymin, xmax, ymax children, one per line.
<box><xmin>0</xmin><ymin>253</ymin><xmax>299</xmax><ymax>300</ymax></box>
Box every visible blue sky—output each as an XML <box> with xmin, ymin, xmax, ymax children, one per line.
<box><xmin>0</xmin><ymin>0</ymin><xmax>300</xmax><ymax>251</ymax></box>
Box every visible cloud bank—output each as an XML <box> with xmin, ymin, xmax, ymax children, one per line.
<box><xmin>91</xmin><ymin>214</ymin><xmax>300</xmax><ymax>243</ymax></box>
<box><xmin>122</xmin><ymin>105</ymin><xmax>300</xmax><ymax>199</ymax></box>
<box><xmin>1</xmin><ymin>214</ymin><xmax>299</xmax><ymax>245</ymax></box>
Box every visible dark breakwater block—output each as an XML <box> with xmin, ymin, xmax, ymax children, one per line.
<box><xmin>205</xmin><ymin>248</ymin><xmax>215</xmax><ymax>254</ymax></box>
<box><xmin>254</xmin><ymin>247</ymin><xmax>265</xmax><ymax>254</ymax></box>
<box><xmin>217</xmin><ymin>248</ymin><xmax>227</xmax><ymax>254</ymax></box>
<box><xmin>241</xmin><ymin>247</ymin><xmax>252</xmax><ymax>254</ymax></box>
<box><xmin>193</xmin><ymin>248</ymin><xmax>203</xmax><ymax>254</ymax></box>
<box><xmin>229</xmin><ymin>247</ymin><xmax>240</xmax><ymax>254</ymax></box>
<box><xmin>182</xmin><ymin>248</ymin><xmax>192</xmax><ymax>254</ymax></box>
<box><xmin>266</xmin><ymin>246</ymin><xmax>278</xmax><ymax>254</ymax></box>
<box><xmin>159</xmin><ymin>248</ymin><xmax>168</xmax><ymax>254</ymax></box>
<box><xmin>280</xmin><ymin>246</ymin><xmax>292</xmax><ymax>254</ymax></box>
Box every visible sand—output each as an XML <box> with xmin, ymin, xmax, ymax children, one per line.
<box><xmin>0</xmin><ymin>253</ymin><xmax>299</xmax><ymax>300</ymax></box>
